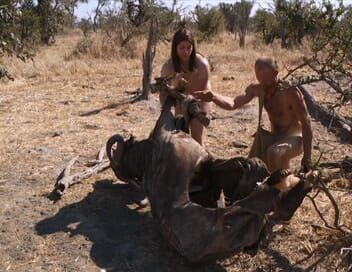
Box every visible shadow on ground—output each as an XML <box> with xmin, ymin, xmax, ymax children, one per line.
<box><xmin>36</xmin><ymin>180</ymin><xmax>225</xmax><ymax>272</ymax></box>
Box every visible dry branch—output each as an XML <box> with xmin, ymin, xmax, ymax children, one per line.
<box><xmin>51</xmin><ymin>145</ymin><xmax>148</xmax><ymax>203</ymax></box>
<box><xmin>316</xmin><ymin>180</ymin><xmax>341</xmax><ymax>228</ymax></box>
<box><xmin>320</xmin><ymin>157</ymin><xmax>352</xmax><ymax>172</ymax></box>
<box><xmin>52</xmin><ymin>147</ymin><xmax>110</xmax><ymax>200</ymax></box>
<box><xmin>305</xmin><ymin>170</ymin><xmax>351</xmax><ymax>234</ymax></box>
<box><xmin>86</xmin><ymin>145</ymin><xmax>106</xmax><ymax>166</ymax></box>
<box><xmin>282</xmin><ymin>60</ymin><xmax>311</xmax><ymax>81</ymax></box>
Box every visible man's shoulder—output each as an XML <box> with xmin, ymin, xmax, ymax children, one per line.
<box><xmin>279</xmin><ymin>82</ymin><xmax>300</xmax><ymax>96</ymax></box>
<box><xmin>282</xmin><ymin>86</ymin><xmax>307</xmax><ymax>108</ymax></box>
<box><xmin>245</xmin><ymin>84</ymin><xmax>261</xmax><ymax>96</ymax></box>
<box><xmin>284</xmin><ymin>86</ymin><xmax>303</xmax><ymax>98</ymax></box>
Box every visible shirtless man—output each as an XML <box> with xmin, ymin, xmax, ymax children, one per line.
<box><xmin>194</xmin><ymin>57</ymin><xmax>313</xmax><ymax>172</ymax></box>
<box><xmin>160</xmin><ymin>28</ymin><xmax>211</xmax><ymax>146</ymax></box>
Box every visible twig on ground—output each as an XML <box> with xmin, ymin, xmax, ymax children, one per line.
<box><xmin>51</xmin><ymin>147</ymin><xmax>110</xmax><ymax>200</ymax></box>
<box><xmin>306</xmin><ymin>176</ymin><xmax>349</xmax><ymax>234</ymax></box>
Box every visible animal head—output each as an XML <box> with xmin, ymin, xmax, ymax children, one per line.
<box><xmin>168</xmin><ymin>72</ymin><xmax>188</xmax><ymax>91</ymax></box>
<box><xmin>106</xmin><ymin>134</ymin><xmax>151</xmax><ymax>182</ymax></box>
<box><xmin>241</xmin><ymin>157</ymin><xmax>270</xmax><ymax>184</ymax></box>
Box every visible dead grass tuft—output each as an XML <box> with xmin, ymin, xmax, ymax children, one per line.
<box><xmin>65</xmin><ymin>32</ymin><xmax>144</xmax><ymax>61</ymax></box>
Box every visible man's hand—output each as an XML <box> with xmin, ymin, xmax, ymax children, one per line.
<box><xmin>192</xmin><ymin>90</ymin><xmax>214</xmax><ymax>102</ymax></box>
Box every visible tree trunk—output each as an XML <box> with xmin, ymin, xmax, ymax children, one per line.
<box><xmin>141</xmin><ymin>17</ymin><xmax>158</xmax><ymax>100</ymax></box>
<box><xmin>279</xmin><ymin>17</ymin><xmax>286</xmax><ymax>48</ymax></box>
<box><xmin>68</xmin><ymin>6</ymin><xmax>75</xmax><ymax>27</ymax></box>
<box><xmin>239</xmin><ymin>30</ymin><xmax>245</xmax><ymax>48</ymax></box>
<box><xmin>38</xmin><ymin>0</ymin><xmax>51</xmax><ymax>44</ymax></box>
<box><xmin>93</xmin><ymin>0</ymin><xmax>105</xmax><ymax>32</ymax></box>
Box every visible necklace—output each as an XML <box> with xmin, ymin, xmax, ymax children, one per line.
<box><xmin>265</xmin><ymin>83</ymin><xmax>280</xmax><ymax>98</ymax></box>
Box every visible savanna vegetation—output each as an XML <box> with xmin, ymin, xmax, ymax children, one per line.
<box><xmin>1</xmin><ymin>0</ymin><xmax>351</xmax><ymax>271</ymax></box>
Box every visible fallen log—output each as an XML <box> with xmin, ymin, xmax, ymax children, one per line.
<box><xmin>319</xmin><ymin>157</ymin><xmax>352</xmax><ymax>173</ymax></box>
<box><xmin>298</xmin><ymin>85</ymin><xmax>352</xmax><ymax>143</ymax></box>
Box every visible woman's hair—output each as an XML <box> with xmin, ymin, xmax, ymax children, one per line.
<box><xmin>171</xmin><ymin>28</ymin><xmax>197</xmax><ymax>73</ymax></box>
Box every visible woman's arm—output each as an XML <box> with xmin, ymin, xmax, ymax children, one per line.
<box><xmin>196</xmin><ymin>56</ymin><xmax>211</xmax><ymax>92</ymax></box>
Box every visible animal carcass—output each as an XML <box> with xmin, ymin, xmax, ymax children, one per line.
<box><xmin>106</xmin><ymin>92</ymin><xmax>310</xmax><ymax>262</ymax></box>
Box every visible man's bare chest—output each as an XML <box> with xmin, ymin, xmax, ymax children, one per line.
<box><xmin>264</xmin><ymin>93</ymin><xmax>293</xmax><ymax>117</ymax></box>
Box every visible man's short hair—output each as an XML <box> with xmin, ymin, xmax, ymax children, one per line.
<box><xmin>255</xmin><ymin>56</ymin><xmax>278</xmax><ymax>72</ymax></box>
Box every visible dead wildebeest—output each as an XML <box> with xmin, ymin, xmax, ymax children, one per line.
<box><xmin>106</xmin><ymin>79</ymin><xmax>311</xmax><ymax>263</ymax></box>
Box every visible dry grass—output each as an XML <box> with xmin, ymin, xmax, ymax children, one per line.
<box><xmin>0</xmin><ymin>29</ymin><xmax>351</xmax><ymax>271</ymax></box>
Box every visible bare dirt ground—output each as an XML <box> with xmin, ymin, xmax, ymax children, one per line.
<box><xmin>0</xmin><ymin>30</ymin><xmax>351</xmax><ymax>271</ymax></box>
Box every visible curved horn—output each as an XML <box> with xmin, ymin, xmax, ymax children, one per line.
<box><xmin>106</xmin><ymin>134</ymin><xmax>125</xmax><ymax>167</ymax></box>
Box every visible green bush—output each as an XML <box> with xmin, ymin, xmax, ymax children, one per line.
<box><xmin>194</xmin><ymin>5</ymin><xmax>224</xmax><ymax>42</ymax></box>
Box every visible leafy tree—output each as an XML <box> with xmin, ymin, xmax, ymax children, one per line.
<box><xmin>341</xmin><ymin>5</ymin><xmax>352</xmax><ymax>60</ymax></box>
<box><xmin>78</xmin><ymin>17</ymin><xmax>93</xmax><ymax>37</ymax></box>
<box><xmin>252</xmin><ymin>1</ymin><xmax>352</xmax><ymax>107</ymax></box>
<box><xmin>93</xmin><ymin>0</ymin><xmax>110</xmax><ymax>31</ymax></box>
<box><xmin>252</xmin><ymin>9</ymin><xmax>279</xmax><ymax>44</ymax></box>
<box><xmin>219</xmin><ymin>1</ymin><xmax>253</xmax><ymax>47</ymax></box>
<box><xmin>194</xmin><ymin>4</ymin><xmax>223</xmax><ymax>41</ymax></box>
<box><xmin>0</xmin><ymin>1</ymin><xmax>35</xmax><ymax>79</ymax></box>
<box><xmin>273</xmin><ymin>0</ymin><xmax>319</xmax><ymax>48</ymax></box>
<box><xmin>18</xmin><ymin>0</ymin><xmax>40</xmax><ymax>45</ymax></box>
<box><xmin>234</xmin><ymin>0</ymin><xmax>253</xmax><ymax>48</ymax></box>
<box><xmin>96</xmin><ymin>0</ymin><xmax>180</xmax><ymax>46</ymax></box>
<box><xmin>282</xmin><ymin>2</ymin><xmax>352</xmax><ymax>108</ymax></box>
<box><xmin>59</xmin><ymin>0</ymin><xmax>88</xmax><ymax>25</ymax></box>
<box><xmin>0</xmin><ymin>0</ymin><xmax>77</xmax><ymax>79</ymax></box>
<box><xmin>253</xmin><ymin>0</ymin><xmax>327</xmax><ymax>48</ymax></box>
<box><xmin>124</xmin><ymin>0</ymin><xmax>179</xmax><ymax>36</ymax></box>
<box><xmin>37</xmin><ymin>0</ymin><xmax>53</xmax><ymax>44</ymax></box>
<box><xmin>219</xmin><ymin>3</ymin><xmax>237</xmax><ymax>35</ymax></box>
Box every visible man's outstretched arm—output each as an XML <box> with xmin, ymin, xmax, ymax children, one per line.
<box><xmin>193</xmin><ymin>84</ymin><xmax>260</xmax><ymax>110</ymax></box>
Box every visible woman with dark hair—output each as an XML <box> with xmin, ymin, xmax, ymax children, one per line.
<box><xmin>160</xmin><ymin>28</ymin><xmax>212</xmax><ymax>146</ymax></box>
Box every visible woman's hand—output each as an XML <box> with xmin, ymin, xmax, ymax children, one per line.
<box><xmin>192</xmin><ymin>90</ymin><xmax>214</xmax><ymax>102</ymax></box>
